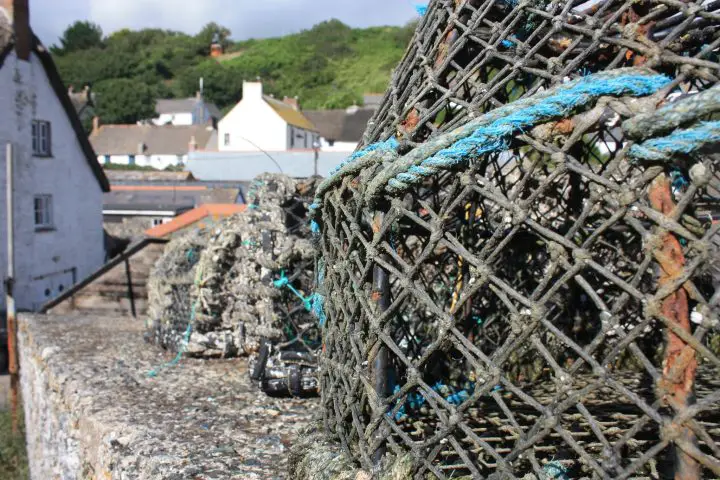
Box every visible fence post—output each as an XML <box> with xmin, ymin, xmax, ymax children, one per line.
<box><xmin>372</xmin><ymin>212</ymin><xmax>391</xmax><ymax>468</ymax></box>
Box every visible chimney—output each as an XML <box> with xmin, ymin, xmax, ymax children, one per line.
<box><xmin>242</xmin><ymin>81</ymin><xmax>263</xmax><ymax>101</ymax></box>
<box><xmin>68</xmin><ymin>85</ymin><xmax>74</xmax><ymax>95</ymax></box>
<box><xmin>188</xmin><ymin>135</ymin><xmax>197</xmax><ymax>152</ymax></box>
<box><xmin>283</xmin><ymin>96</ymin><xmax>299</xmax><ymax>111</ymax></box>
<box><xmin>2</xmin><ymin>0</ymin><xmax>31</xmax><ymax>61</ymax></box>
<box><xmin>92</xmin><ymin>116</ymin><xmax>100</xmax><ymax>134</ymax></box>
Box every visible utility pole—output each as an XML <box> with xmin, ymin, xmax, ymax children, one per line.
<box><xmin>312</xmin><ymin>140</ymin><xmax>320</xmax><ymax>177</ymax></box>
<box><xmin>5</xmin><ymin>142</ymin><xmax>19</xmax><ymax>434</ymax></box>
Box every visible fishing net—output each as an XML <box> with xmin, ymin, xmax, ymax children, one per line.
<box><xmin>145</xmin><ymin>227</ymin><xmax>209</xmax><ymax>352</ymax></box>
<box><xmin>146</xmin><ymin>173</ymin><xmax>322</xmax><ymax>395</ymax></box>
<box><xmin>310</xmin><ymin>0</ymin><xmax>720</xmax><ymax>477</ymax></box>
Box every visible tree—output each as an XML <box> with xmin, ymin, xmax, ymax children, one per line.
<box><xmin>94</xmin><ymin>79</ymin><xmax>157</xmax><ymax>124</ymax></box>
<box><xmin>195</xmin><ymin>23</ymin><xmax>232</xmax><ymax>56</ymax></box>
<box><xmin>52</xmin><ymin>21</ymin><xmax>104</xmax><ymax>55</ymax></box>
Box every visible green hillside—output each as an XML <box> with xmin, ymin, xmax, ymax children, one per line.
<box><xmin>52</xmin><ymin>19</ymin><xmax>416</xmax><ymax>125</ymax></box>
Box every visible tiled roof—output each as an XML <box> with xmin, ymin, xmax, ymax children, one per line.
<box><xmin>156</xmin><ymin>97</ymin><xmax>222</xmax><ymax>120</ymax></box>
<box><xmin>0</xmin><ymin>8</ymin><xmax>110</xmax><ymax>192</ymax></box>
<box><xmin>263</xmin><ymin>96</ymin><xmax>317</xmax><ymax>131</ymax></box>
<box><xmin>304</xmin><ymin>107</ymin><xmax>375</xmax><ymax>142</ymax></box>
<box><xmin>145</xmin><ymin>204</ymin><xmax>246</xmax><ymax>238</ymax></box>
<box><xmin>90</xmin><ymin>125</ymin><xmax>215</xmax><ymax>156</ymax></box>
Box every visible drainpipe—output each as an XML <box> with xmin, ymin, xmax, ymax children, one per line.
<box><xmin>5</xmin><ymin>142</ymin><xmax>19</xmax><ymax>434</ymax></box>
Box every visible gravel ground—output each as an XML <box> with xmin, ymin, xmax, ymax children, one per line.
<box><xmin>19</xmin><ymin>314</ymin><xmax>318</xmax><ymax>479</ymax></box>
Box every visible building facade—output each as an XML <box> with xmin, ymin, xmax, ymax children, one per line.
<box><xmin>218</xmin><ymin>81</ymin><xmax>319</xmax><ymax>152</ymax></box>
<box><xmin>91</xmin><ymin>124</ymin><xmax>215</xmax><ymax>170</ymax></box>
<box><xmin>0</xmin><ymin>0</ymin><xmax>109</xmax><ymax>311</ymax></box>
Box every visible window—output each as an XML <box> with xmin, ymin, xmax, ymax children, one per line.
<box><xmin>224</xmin><ymin>133</ymin><xmax>230</xmax><ymax>146</ymax></box>
<box><xmin>128</xmin><ymin>155</ymin><xmax>136</xmax><ymax>165</ymax></box>
<box><xmin>151</xmin><ymin>218</ymin><xmax>165</xmax><ymax>227</ymax></box>
<box><xmin>32</xmin><ymin>120</ymin><xmax>51</xmax><ymax>156</ymax></box>
<box><xmin>34</xmin><ymin>195</ymin><xmax>53</xmax><ymax>229</ymax></box>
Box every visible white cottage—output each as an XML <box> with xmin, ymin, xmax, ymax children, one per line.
<box><xmin>0</xmin><ymin>0</ymin><xmax>109</xmax><ymax>311</ymax></box>
<box><xmin>218</xmin><ymin>81</ymin><xmax>319</xmax><ymax>152</ymax></box>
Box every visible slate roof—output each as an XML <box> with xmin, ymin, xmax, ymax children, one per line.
<box><xmin>263</xmin><ymin>96</ymin><xmax>317</xmax><ymax>131</ymax></box>
<box><xmin>90</xmin><ymin>125</ymin><xmax>215</xmax><ymax>156</ymax></box>
<box><xmin>0</xmin><ymin>8</ymin><xmax>109</xmax><ymax>192</ymax></box>
<box><xmin>304</xmin><ymin>107</ymin><xmax>375</xmax><ymax>142</ymax></box>
<box><xmin>156</xmin><ymin>97</ymin><xmax>222</xmax><ymax>120</ymax></box>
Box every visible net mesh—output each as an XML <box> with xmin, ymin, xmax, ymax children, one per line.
<box><xmin>314</xmin><ymin>0</ymin><xmax>720</xmax><ymax>477</ymax></box>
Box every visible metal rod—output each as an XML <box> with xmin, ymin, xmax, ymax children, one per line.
<box><xmin>5</xmin><ymin>142</ymin><xmax>19</xmax><ymax>434</ymax></box>
<box><xmin>649</xmin><ymin>173</ymin><xmax>700</xmax><ymax>480</ymax></box>
<box><xmin>124</xmin><ymin>258</ymin><xmax>136</xmax><ymax>318</ymax></box>
<box><xmin>371</xmin><ymin>212</ymin><xmax>391</xmax><ymax>468</ymax></box>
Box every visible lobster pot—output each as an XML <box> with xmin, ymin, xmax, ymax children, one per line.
<box><xmin>188</xmin><ymin>174</ymin><xmax>322</xmax><ymax>364</ymax></box>
<box><xmin>315</xmin><ymin>59</ymin><xmax>720</xmax><ymax>480</ymax></box>
<box><xmin>365</xmin><ymin>0</ymin><xmax>720</xmax><ymax>147</ymax></box>
<box><xmin>146</xmin><ymin>227</ymin><xmax>209</xmax><ymax>352</ymax></box>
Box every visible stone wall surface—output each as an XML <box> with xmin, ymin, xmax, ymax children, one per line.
<box><xmin>18</xmin><ymin>313</ymin><xmax>317</xmax><ymax>480</ymax></box>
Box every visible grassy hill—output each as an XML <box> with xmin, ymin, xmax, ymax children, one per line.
<box><xmin>53</xmin><ymin>19</ymin><xmax>416</xmax><ymax>124</ymax></box>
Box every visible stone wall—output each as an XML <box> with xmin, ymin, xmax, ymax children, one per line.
<box><xmin>18</xmin><ymin>313</ymin><xmax>317</xmax><ymax>480</ymax></box>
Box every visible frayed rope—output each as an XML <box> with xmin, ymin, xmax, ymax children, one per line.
<box><xmin>383</xmin><ymin>72</ymin><xmax>671</xmax><ymax>195</ymax></box>
<box><xmin>627</xmin><ymin>121</ymin><xmax>720</xmax><ymax>162</ymax></box>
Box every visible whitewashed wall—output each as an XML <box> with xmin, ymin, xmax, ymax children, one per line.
<box><xmin>152</xmin><ymin>112</ymin><xmax>193</xmax><ymax>126</ymax></box>
<box><xmin>0</xmin><ymin>49</ymin><xmax>105</xmax><ymax>311</ymax></box>
<box><xmin>98</xmin><ymin>154</ymin><xmax>186</xmax><ymax>170</ymax></box>
<box><xmin>219</xmin><ymin>83</ymin><xmax>287</xmax><ymax>152</ymax></box>
<box><xmin>316</xmin><ymin>138</ymin><xmax>358</xmax><ymax>153</ymax></box>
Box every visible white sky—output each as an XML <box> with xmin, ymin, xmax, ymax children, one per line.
<box><xmin>31</xmin><ymin>0</ymin><xmax>419</xmax><ymax>46</ymax></box>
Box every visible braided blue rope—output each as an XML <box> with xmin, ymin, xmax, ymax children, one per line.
<box><xmin>627</xmin><ymin>121</ymin><xmax>720</xmax><ymax>162</ymax></box>
<box><xmin>328</xmin><ymin>137</ymin><xmax>400</xmax><ymax>177</ymax></box>
<box><xmin>383</xmin><ymin>73</ymin><xmax>671</xmax><ymax>195</ymax></box>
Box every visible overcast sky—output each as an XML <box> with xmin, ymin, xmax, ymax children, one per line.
<box><xmin>30</xmin><ymin>0</ymin><xmax>420</xmax><ymax>46</ymax></box>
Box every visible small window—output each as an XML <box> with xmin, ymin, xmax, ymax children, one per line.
<box><xmin>128</xmin><ymin>155</ymin><xmax>136</xmax><ymax>165</ymax></box>
<box><xmin>32</xmin><ymin>120</ymin><xmax>52</xmax><ymax>156</ymax></box>
<box><xmin>34</xmin><ymin>195</ymin><xmax>53</xmax><ymax>229</ymax></box>
<box><xmin>328</xmin><ymin>139</ymin><xmax>335</xmax><ymax>147</ymax></box>
<box><xmin>224</xmin><ymin>133</ymin><xmax>230</xmax><ymax>146</ymax></box>
<box><xmin>151</xmin><ymin>218</ymin><xmax>164</xmax><ymax>227</ymax></box>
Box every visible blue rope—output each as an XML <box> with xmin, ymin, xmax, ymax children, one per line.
<box><xmin>543</xmin><ymin>460</ymin><xmax>571</xmax><ymax>480</ymax></box>
<box><xmin>147</xmin><ymin>248</ymin><xmax>201</xmax><ymax>378</ymax></box>
<box><xmin>384</xmin><ymin>73</ymin><xmax>671</xmax><ymax>195</ymax></box>
<box><xmin>414</xmin><ymin>4</ymin><xmax>428</xmax><ymax>16</ymax></box>
<box><xmin>273</xmin><ymin>270</ymin><xmax>314</xmax><ymax>312</ymax></box>
<box><xmin>391</xmin><ymin>382</ymin><xmax>503</xmax><ymax>420</ymax></box>
<box><xmin>147</xmin><ymin>318</ymin><xmax>193</xmax><ymax>378</ymax></box>
<box><xmin>327</xmin><ymin>136</ymin><xmax>400</xmax><ymax>177</ymax></box>
<box><xmin>627</xmin><ymin>121</ymin><xmax>720</xmax><ymax>162</ymax></box>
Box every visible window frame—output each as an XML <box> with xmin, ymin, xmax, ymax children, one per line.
<box><xmin>34</xmin><ymin>194</ymin><xmax>54</xmax><ymax>230</ymax></box>
<box><xmin>32</xmin><ymin>120</ymin><xmax>52</xmax><ymax>157</ymax></box>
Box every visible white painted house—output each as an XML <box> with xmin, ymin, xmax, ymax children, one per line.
<box><xmin>90</xmin><ymin>124</ymin><xmax>215</xmax><ymax>170</ymax></box>
<box><xmin>150</xmin><ymin>94</ymin><xmax>222</xmax><ymax>128</ymax></box>
<box><xmin>218</xmin><ymin>81</ymin><xmax>319</xmax><ymax>152</ymax></box>
<box><xmin>0</xmin><ymin>0</ymin><xmax>110</xmax><ymax>311</ymax></box>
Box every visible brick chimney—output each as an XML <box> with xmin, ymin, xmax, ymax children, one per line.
<box><xmin>283</xmin><ymin>96</ymin><xmax>299</xmax><ymax>111</ymax></box>
<box><xmin>188</xmin><ymin>135</ymin><xmax>197</xmax><ymax>152</ymax></box>
<box><xmin>92</xmin><ymin>116</ymin><xmax>100</xmax><ymax>135</ymax></box>
<box><xmin>2</xmin><ymin>0</ymin><xmax>31</xmax><ymax>61</ymax></box>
